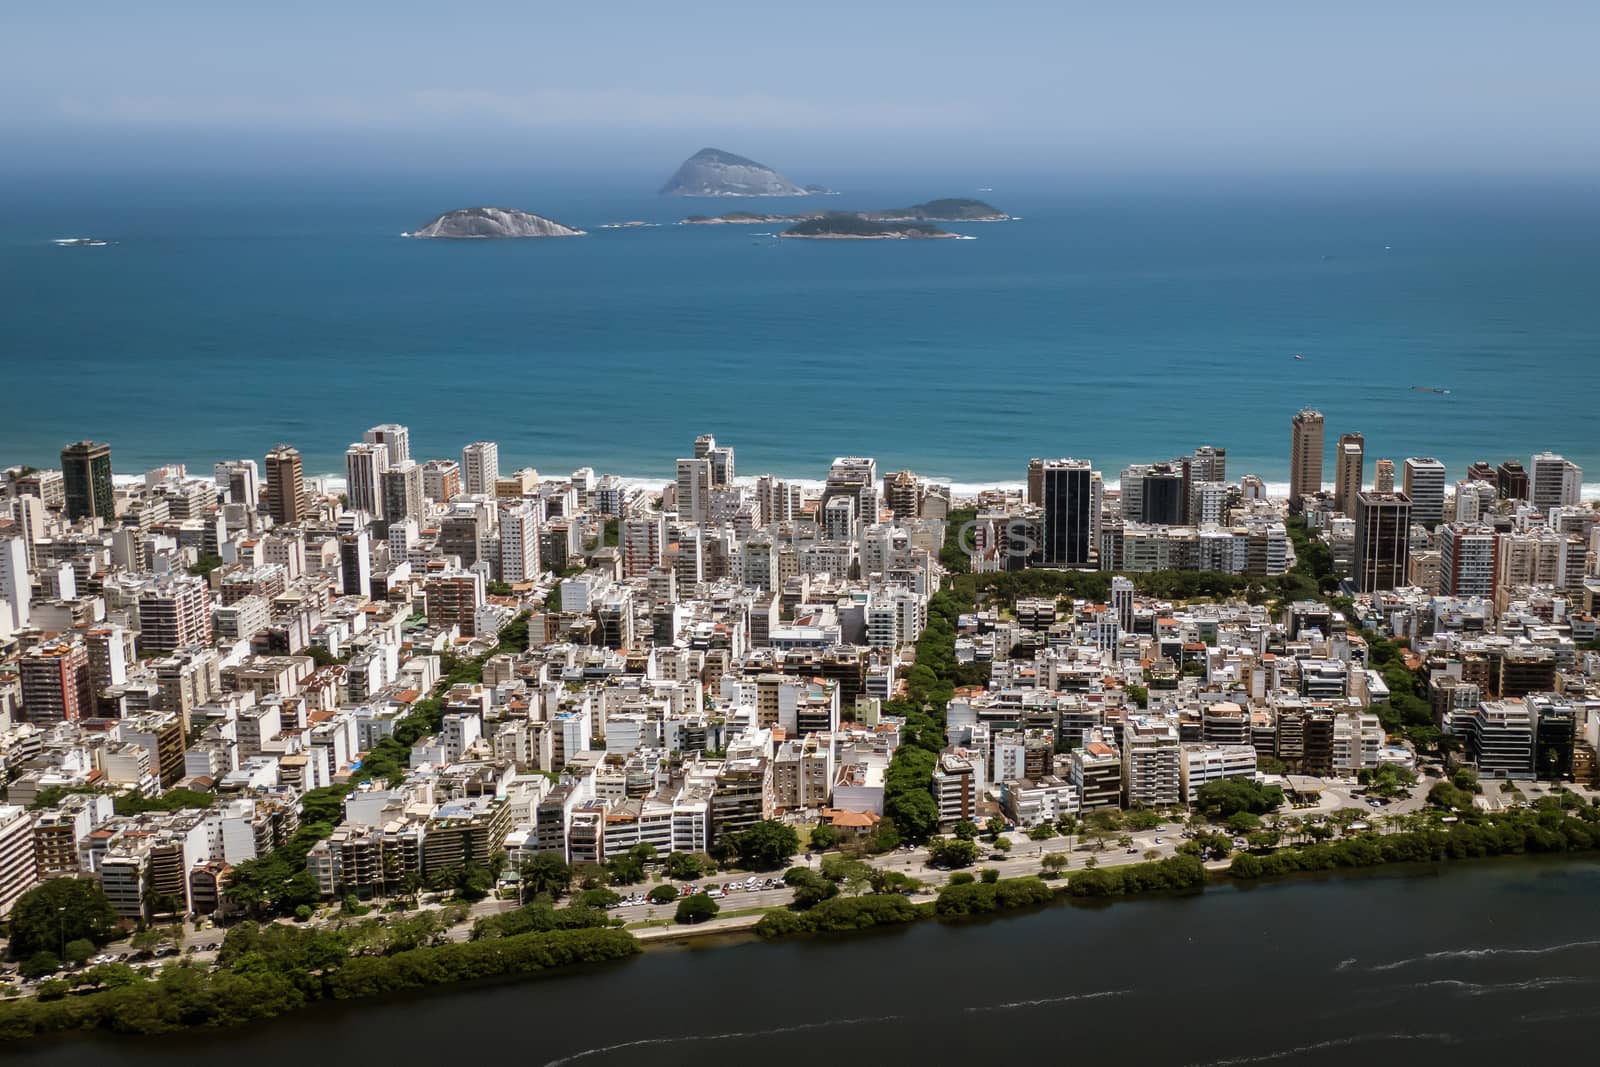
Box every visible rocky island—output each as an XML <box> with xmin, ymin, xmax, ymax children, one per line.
<box><xmin>659</xmin><ymin>148</ymin><xmax>810</xmax><ymax>197</ymax></box>
<box><xmin>404</xmin><ymin>207</ymin><xmax>585</xmax><ymax>239</ymax></box>
<box><xmin>682</xmin><ymin>198</ymin><xmax>1008</xmax><ymax>228</ymax></box>
<box><xmin>779</xmin><ymin>213</ymin><xmax>957</xmax><ymax>240</ymax></box>
<box><xmin>864</xmin><ymin>198</ymin><xmax>1009</xmax><ymax>222</ymax></box>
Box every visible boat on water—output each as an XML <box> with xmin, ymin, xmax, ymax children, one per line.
<box><xmin>1293</xmin><ymin>353</ymin><xmax>1305</xmax><ymax>360</ymax></box>
<box><xmin>54</xmin><ymin>237</ymin><xmax>108</xmax><ymax>247</ymax></box>
<box><xmin>1411</xmin><ymin>386</ymin><xmax>1452</xmax><ymax>394</ymax></box>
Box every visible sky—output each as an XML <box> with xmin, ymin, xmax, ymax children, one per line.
<box><xmin>3</xmin><ymin>1</ymin><xmax>1598</xmax><ymax>175</ymax></box>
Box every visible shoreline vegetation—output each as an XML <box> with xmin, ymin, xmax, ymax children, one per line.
<box><xmin>6</xmin><ymin>809</ymin><xmax>1596</xmax><ymax>1043</ymax></box>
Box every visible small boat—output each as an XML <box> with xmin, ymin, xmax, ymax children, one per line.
<box><xmin>1410</xmin><ymin>386</ymin><xmax>1451</xmax><ymax>395</ymax></box>
<box><xmin>1293</xmin><ymin>353</ymin><xmax>1306</xmax><ymax>361</ymax></box>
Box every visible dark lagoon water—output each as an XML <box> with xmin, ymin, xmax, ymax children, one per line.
<box><xmin>3</xmin><ymin>171</ymin><xmax>1599</xmax><ymax>488</ymax></box>
<box><xmin>12</xmin><ymin>858</ymin><xmax>1600</xmax><ymax>1065</ymax></box>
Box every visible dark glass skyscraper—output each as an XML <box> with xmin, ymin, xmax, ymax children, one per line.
<box><xmin>1042</xmin><ymin>459</ymin><xmax>1094</xmax><ymax>567</ymax></box>
<box><xmin>60</xmin><ymin>440</ymin><xmax>113</xmax><ymax>521</ymax></box>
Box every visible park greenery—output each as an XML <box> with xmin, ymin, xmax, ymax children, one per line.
<box><xmin>0</xmin><ymin>913</ymin><xmax>637</xmax><ymax>1041</ymax></box>
<box><xmin>1228</xmin><ymin>801</ymin><xmax>1600</xmax><ymax>881</ymax></box>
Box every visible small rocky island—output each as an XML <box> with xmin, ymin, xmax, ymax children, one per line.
<box><xmin>683</xmin><ymin>198</ymin><xmax>1008</xmax><ymax>230</ymax></box>
<box><xmin>404</xmin><ymin>207</ymin><xmax>585</xmax><ymax>239</ymax></box>
<box><xmin>864</xmin><ymin>198</ymin><xmax>1008</xmax><ymax>222</ymax></box>
<box><xmin>659</xmin><ymin>148</ymin><xmax>810</xmax><ymax>197</ymax></box>
<box><xmin>780</xmin><ymin>213</ymin><xmax>956</xmax><ymax>240</ymax></box>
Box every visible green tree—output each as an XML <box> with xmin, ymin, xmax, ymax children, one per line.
<box><xmin>576</xmin><ymin>888</ymin><xmax>621</xmax><ymax>909</ymax></box>
<box><xmin>6</xmin><ymin>878</ymin><xmax>120</xmax><ymax>957</ymax></box>
<box><xmin>62</xmin><ymin>939</ymin><xmax>96</xmax><ymax>967</ymax></box>
<box><xmin>984</xmin><ymin>816</ymin><xmax>1007</xmax><ymax>840</ymax></box>
<box><xmin>784</xmin><ymin>867</ymin><xmax>839</xmax><ymax>908</ymax></box>
<box><xmin>1027</xmin><ymin>823</ymin><xmax>1057</xmax><ymax>841</ymax></box>
<box><xmin>19</xmin><ymin>952</ymin><xmax>60</xmax><ymax>979</ymax></box>
<box><xmin>808</xmin><ymin>822</ymin><xmax>839</xmax><ymax>852</ymax></box>
<box><xmin>1196</xmin><ymin>778</ymin><xmax>1284</xmax><ymax>819</ymax></box>
<box><xmin>519</xmin><ymin>852</ymin><xmax>572</xmax><ymax>901</ymax></box>
<box><xmin>675</xmin><ymin>893</ymin><xmax>720</xmax><ymax>924</ymax></box>
<box><xmin>646</xmin><ymin>884</ymin><xmax>680</xmax><ymax>905</ymax></box>
<box><xmin>727</xmin><ymin>821</ymin><xmax>800</xmax><ymax>870</ymax></box>
<box><xmin>663</xmin><ymin>852</ymin><xmax>706</xmax><ymax>880</ymax></box>
<box><xmin>928</xmin><ymin>837</ymin><xmax>979</xmax><ymax>869</ymax></box>
<box><xmin>1041</xmin><ymin>851</ymin><xmax>1071</xmax><ymax>875</ymax></box>
<box><xmin>1226</xmin><ymin>811</ymin><xmax>1263</xmax><ymax>834</ymax></box>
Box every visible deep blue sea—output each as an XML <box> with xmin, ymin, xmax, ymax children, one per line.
<box><xmin>3</xmin><ymin>170</ymin><xmax>1597</xmax><ymax>489</ymax></box>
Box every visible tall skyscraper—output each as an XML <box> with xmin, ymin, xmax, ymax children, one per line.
<box><xmin>264</xmin><ymin>445</ymin><xmax>306</xmax><ymax>526</ymax></box>
<box><xmin>462</xmin><ymin>441</ymin><xmax>499</xmax><ymax>496</ymax></box>
<box><xmin>1139</xmin><ymin>463</ymin><xmax>1185</xmax><ymax>526</ymax></box>
<box><xmin>1373</xmin><ymin>459</ymin><xmax>1395</xmax><ymax>494</ymax></box>
<box><xmin>363</xmin><ymin>424</ymin><xmax>411</xmax><ymax>466</ymax></box>
<box><xmin>1288</xmin><ymin>410</ymin><xmax>1324</xmax><ymax>513</ymax></box>
<box><xmin>1494</xmin><ymin>459</ymin><xmax>1529</xmax><ymax>501</ymax></box>
<box><xmin>1439</xmin><ymin>524</ymin><xmax>1497</xmax><ymax>598</ymax></box>
<box><xmin>675</xmin><ymin>458</ymin><xmax>712</xmax><ymax>524</ymax></box>
<box><xmin>0</xmin><ymin>536</ymin><xmax>30</xmax><ymax>640</ymax></box>
<box><xmin>884</xmin><ymin>470</ymin><xmax>921</xmax><ymax>519</ymax></box>
<box><xmin>344</xmin><ymin>442</ymin><xmax>389</xmax><ymax>516</ymax></box>
<box><xmin>339</xmin><ymin>529</ymin><xmax>371</xmax><ymax>597</ymax></box>
<box><xmin>60</xmin><ymin>440</ymin><xmax>114</xmax><ymax>522</ymax></box>
<box><xmin>1190</xmin><ymin>445</ymin><xmax>1227</xmax><ymax>483</ymax></box>
<box><xmin>1041</xmin><ymin>459</ymin><xmax>1096</xmax><ymax>568</ymax></box>
<box><xmin>1402</xmin><ymin>457</ymin><xmax>1447</xmax><ymax>530</ymax></box>
<box><xmin>498</xmin><ymin>501</ymin><xmax>541</xmax><ymax>582</ymax></box>
<box><xmin>1354</xmin><ymin>491</ymin><xmax>1411</xmax><ymax>593</ymax></box>
<box><xmin>380</xmin><ymin>460</ymin><xmax>425</xmax><ymax>526</ymax></box>
<box><xmin>1530</xmin><ymin>452</ymin><xmax>1583</xmax><ymax>513</ymax></box>
<box><xmin>1026</xmin><ymin>459</ymin><xmax>1045</xmax><ymax>506</ymax></box>
<box><xmin>1333</xmin><ymin>432</ymin><xmax>1365</xmax><ymax>516</ymax></box>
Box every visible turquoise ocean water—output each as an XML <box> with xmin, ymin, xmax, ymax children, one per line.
<box><xmin>2</xmin><ymin>171</ymin><xmax>1597</xmax><ymax>489</ymax></box>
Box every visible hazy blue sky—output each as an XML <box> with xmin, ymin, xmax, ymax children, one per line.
<box><xmin>4</xmin><ymin>1</ymin><xmax>1597</xmax><ymax>174</ymax></box>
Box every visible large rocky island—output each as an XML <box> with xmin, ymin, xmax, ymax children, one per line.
<box><xmin>659</xmin><ymin>148</ymin><xmax>809</xmax><ymax>197</ymax></box>
<box><xmin>780</xmin><ymin>213</ymin><xmax>957</xmax><ymax>240</ymax></box>
<box><xmin>405</xmin><ymin>207</ymin><xmax>585</xmax><ymax>239</ymax></box>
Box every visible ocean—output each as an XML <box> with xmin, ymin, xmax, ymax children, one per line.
<box><xmin>3</xmin><ymin>170</ymin><xmax>1598</xmax><ymax>493</ymax></box>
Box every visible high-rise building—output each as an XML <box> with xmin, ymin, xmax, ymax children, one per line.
<box><xmin>621</xmin><ymin>514</ymin><xmax>666</xmax><ymax>579</ymax></box>
<box><xmin>1041</xmin><ymin>459</ymin><xmax>1096</xmax><ymax>568</ymax></box>
<box><xmin>1374</xmin><ymin>458</ymin><xmax>1395</xmax><ymax>493</ymax></box>
<box><xmin>1354</xmin><ymin>491</ymin><xmax>1411</xmax><ymax>593</ymax></box>
<box><xmin>1530</xmin><ymin>452</ymin><xmax>1583</xmax><ymax>513</ymax></box>
<box><xmin>0</xmin><ymin>535</ymin><xmax>30</xmax><ymax>640</ymax></box>
<box><xmin>344</xmin><ymin>442</ymin><xmax>388</xmax><ymax>516</ymax></box>
<box><xmin>1288</xmin><ymin>410</ymin><xmax>1324</xmax><ymax>512</ymax></box>
<box><xmin>1190</xmin><ymin>445</ymin><xmax>1227</xmax><ymax>484</ymax></box>
<box><xmin>1138</xmin><ymin>464</ymin><xmax>1185</xmax><ymax>526</ymax></box>
<box><xmin>461</xmin><ymin>441</ymin><xmax>500</xmax><ymax>497</ymax></box>
<box><xmin>498</xmin><ymin>501</ymin><xmax>541</xmax><ymax>582</ymax></box>
<box><xmin>214</xmin><ymin>459</ymin><xmax>260</xmax><ymax>508</ymax></box>
<box><xmin>1494</xmin><ymin>459</ymin><xmax>1528</xmax><ymax>501</ymax></box>
<box><xmin>1026</xmin><ymin>458</ymin><xmax>1045</xmax><ymax>506</ymax></box>
<box><xmin>380</xmin><ymin>460</ymin><xmax>425</xmax><ymax>526</ymax></box>
<box><xmin>338</xmin><ymin>529</ymin><xmax>371</xmax><ymax>597</ymax></box>
<box><xmin>264</xmin><ymin>445</ymin><xmax>306</xmax><ymax>526</ymax></box>
<box><xmin>675</xmin><ymin>458</ymin><xmax>712</xmax><ymax>524</ymax></box>
<box><xmin>1402</xmin><ymin>457</ymin><xmax>1447</xmax><ymax>530</ymax></box>
<box><xmin>884</xmin><ymin>470</ymin><xmax>921</xmax><ymax>520</ymax></box>
<box><xmin>61</xmin><ymin>440</ymin><xmax>114</xmax><ymax>522</ymax></box>
<box><xmin>822</xmin><ymin>457</ymin><xmax>879</xmax><ymax>523</ymax></box>
<box><xmin>421</xmin><ymin>459</ymin><xmax>461</xmax><ymax>502</ymax></box>
<box><xmin>1333</xmin><ymin>433</ymin><xmax>1364</xmax><ymax>516</ymax></box>
<box><xmin>20</xmin><ymin>638</ymin><xmax>91</xmax><ymax>724</ymax></box>
<box><xmin>137</xmin><ymin>575</ymin><xmax>214</xmax><ymax>655</ymax></box>
<box><xmin>363</xmin><ymin>424</ymin><xmax>411</xmax><ymax>466</ymax></box>
<box><xmin>1111</xmin><ymin>575</ymin><xmax>1134</xmax><ymax>630</ymax></box>
<box><xmin>1439</xmin><ymin>524</ymin><xmax>1497</xmax><ymax>598</ymax></box>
